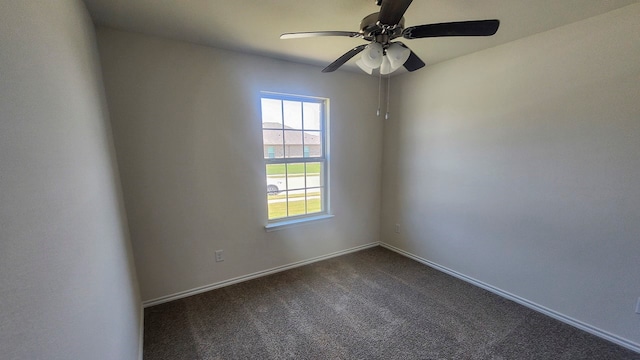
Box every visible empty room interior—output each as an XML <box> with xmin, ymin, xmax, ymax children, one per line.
<box><xmin>2</xmin><ymin>1</ymin><xmax>640</xmax><ymax>359</ymax></box>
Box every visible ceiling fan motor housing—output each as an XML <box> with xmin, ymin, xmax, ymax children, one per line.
<box><xmin>360</xmin><ymin>12</ymin><xmax>405</xmax><ymax>44</ymax></box>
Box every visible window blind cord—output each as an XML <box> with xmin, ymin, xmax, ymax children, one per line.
<box><xmin>385</xmin><ymin>73</ymin><xmax>391</xmax><ymax>120</ymax></box>
<box><xmin>377</xmin><ymin>71</ymin><xmax>382</xmax><ymax>117</ymax></box>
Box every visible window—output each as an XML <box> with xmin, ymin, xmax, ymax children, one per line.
<box><xmin>261</xmin><ymin>93</ymin><xmax>328</xmax><ymax>223</ymax></box>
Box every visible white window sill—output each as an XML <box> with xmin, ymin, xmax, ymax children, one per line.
<box><xmin>265</xmin><ymin>214</ymin><xmax>334</xmax><ymax>232</ymax></box>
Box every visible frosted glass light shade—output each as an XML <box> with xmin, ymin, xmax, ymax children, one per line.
<box><xmin>356</xmin><ymin>59</ymin><xmax>374</xmax><ymax>74</ymax></box>
<box><xmin>380</xmin><ymin>56</ymin><xmax>392</xmax><ymax>75</ymax></box>
<box><xmin>386</xmin><ymin>43</ymin><xmax>411</xmax><ymax>71</ymax></box>
<box><xmin>361</xmin><ymin>42</ymin><xmax>383</xmax><ymax>69</ymax></box>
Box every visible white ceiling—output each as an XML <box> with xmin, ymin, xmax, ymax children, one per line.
<box><xmin>83</xmin><ymin>0</ymin><xmax>638</xmax><ymax>74</ymax></box>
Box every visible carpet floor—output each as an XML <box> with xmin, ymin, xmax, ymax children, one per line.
<box><xmin>144</xmin><ymin>246</ymin><xmax>640</xmax><ymax>359</ymax></box>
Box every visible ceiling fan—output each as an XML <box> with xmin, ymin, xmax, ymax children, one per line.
<box><xmin>280</xmin><ymin>0</ymin><xmax>500</xmax><ymax>75</ymax></box>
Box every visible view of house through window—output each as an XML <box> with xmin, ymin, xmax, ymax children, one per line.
<box><xmin>261</xmin><ymin>93</ymin><xmax>327</xmax><ymax>221</ymax></box>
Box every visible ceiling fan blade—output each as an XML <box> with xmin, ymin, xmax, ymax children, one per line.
<box><xmin>280</xmin><ymin>31</ymin><xmax>362</xmax><ymax>39</ymax></box>
<box><xmin>378</xmin><ymin>0</ymin><xmax>413</xmax><ymax>26</ymax></box>
<box><xmin>397</xmin><ymin>43</ymin><xmax>425</xmax><ymax>72</ymax></box>
<box><xmin>404</xmin><ymin>51</ymin><xmax>426</xmax><ymax>72</ymax></box>
<box><xmin>403</xmin><ymin>20</ymin><xmax>500</xmax><ymax>39</ymax></box>
<box><xmin>322</xmin><ymin>44</ymin><xmax>367</xmax><ymax>73</ymax></box>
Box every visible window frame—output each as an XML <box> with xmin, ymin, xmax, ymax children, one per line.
<box><xmin>260</xmin><ymin>92</ymin><xmax>332</xmax><ymax>229</ymax></box>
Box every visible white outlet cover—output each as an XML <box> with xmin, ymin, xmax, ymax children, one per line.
<box><xmin>636</xmin><ymin>298</ymin><xmax>640</xmax><ymax>314</ymax></box>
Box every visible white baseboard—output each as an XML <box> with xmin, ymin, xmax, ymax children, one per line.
<box><xmin>142</xmin><ymin>242</ymin><xmax>380</xmax><ymax>308</ymax></box>
<box><xmin>379</xmin><ymin>242</ymin><xmax>640</xmax><ymax>354</ymax></box>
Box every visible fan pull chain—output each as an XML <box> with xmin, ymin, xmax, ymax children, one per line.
<box><xmin>377</xmin><ymin>71</ymin><xmax>382</xmax><ymax>117</ymax></box>
<box><xmin>385</xmin><ymin>73</ymin><xmax>391</xmax><ymax>120</ymax></box>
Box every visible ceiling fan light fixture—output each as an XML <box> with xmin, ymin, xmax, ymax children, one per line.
<box><xmin>380</xmin><ymin>55</ymin><xmax>392</xmax><ymax>75</ymax></box>
<box><xmin>356</xmin><ymin>59</ymin><xmax>373</xmax><ymax>75</ymax></box>
<box><xmin>356</xmin><ymin>58</ymin><xmax>374</xmax><ymax>74</ymax></box>
<box><xmin>386</xmin><ymin>43</ymin><xmax>411</xmax><ymax>71</ymax></box>
<box><xmin>361</xmin><ymin>42</ymin><xmax>384</xmax><ymax>69</ymax></box>
<box><xmin>281</xmin><ymin>3</ymin><xmax>499</xmax><ymax>74</ymax></box>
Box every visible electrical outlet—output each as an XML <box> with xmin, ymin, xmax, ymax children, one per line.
<box><xmin>394</xmin><ymin>223</ymin><xmax>400</xmax><ymax>234</ymax></box>
<box><xmin>635</xmin><ymin>297</ymin><xmax>640</xmax><ymax>314</ymax></box>
<box><xmin>215</xmin><ymin>250</ymin><xmax>224</xmax><ymax>262</ymax></box>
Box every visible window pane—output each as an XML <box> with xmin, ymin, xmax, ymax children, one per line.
<box><xmin>303</xmin><ymin>131</ymin><xmax>322</xmax><ymax>157</ymax></box>
<box><xmin>306</xmin><ymin>187</ymin><xmax>323</xmax><ymax>215</ymax></box>
<box><xmin>266</xmin><ymin>164</ymin><xmax>286</xmax><ymax>220</ymax></box>
<box><xmin>266</xmin><ymin>164</ymin><xmax>285</xmax><ymax>180</ymax></box>
<box><xmin>283</xmin><ymin>101</ymin><xmax>303</xmax><ymax>130</ymax></box>
<box><xmin>267</xmin><ymin>194</ymin><xmax>286</xmax><ymax>220</ymax></box>
<box><xmin>286</xmin><ymin>163</ymin><xmax>305</xmax><ymax>190</ymax></box>
<box><xmin>267</xmin><ymin>146</ymin><xmax>276</xmax><ymax>159</ymax></box>
<box><xmin>261</xmin><ymin>98</ymin><xmax>282</xmax><ymax>129</ymax></box>
<box><xmin>303</xmin><ymin>102</ymin><xmax>321</xmax><ymax>130</ymax></box>
<box><xmin>287</xmin><ymin>189</ymin><xmax>306</xmax><ymax>217</ymax></box>
<box><xmin>263</xmin><ymin>130</ymin><xmax>284</xmax><ymax>158</ymax></box>
<box><xmin>266</xmin><ymin>165</ymin><xmax>285</xmax><ymax>194</ymax></box>
<box><xmin>284</xmin><ymin>130</ymin><xmax>303</xmax><ymax>158</ymax></box>
<box><xmin>305</xmin><ymin>162</ymin><xmax>323</xmax><ymax>189</ymax></box>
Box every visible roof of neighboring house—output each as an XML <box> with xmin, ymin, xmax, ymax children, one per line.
<box><xmin>262</xmin><ymin>122</ymin><xmax>321</xmax><ymax>145</ymax></box>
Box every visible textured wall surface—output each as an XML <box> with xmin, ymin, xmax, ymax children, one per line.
<box><xmin>381</xmin><ymin>4</ymin><xmax>640</xmax><ymax>348</ymax></box>
<box><xmin>0</xmin><ymin>1</ymin><xmax>141</xmax><ymax>359</ymax></box>
<box><xmin>96</xmin><ymin>28</ymin><xmax>384</xmax><ymax>302</ymax></box>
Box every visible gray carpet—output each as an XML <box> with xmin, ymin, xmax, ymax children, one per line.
<box><xmin>144</xmin><ymin>247</ymin><xmax>640</xmax><ymax>359</ymax></box>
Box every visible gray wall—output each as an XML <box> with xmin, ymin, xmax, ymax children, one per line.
<box><xmin>96</xmin><ymin>28</ymin><xmax>384</xmax><ymax>302</ymax></box>
<box><xmin>0</xmin><ymin>1</ymin><xmax>141</xmax><ymax>359</ymax></box>
<box><xmin>381</xmin><ymin>4</ymin><xmax>640</xmax><ymax>347</ymax></box>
